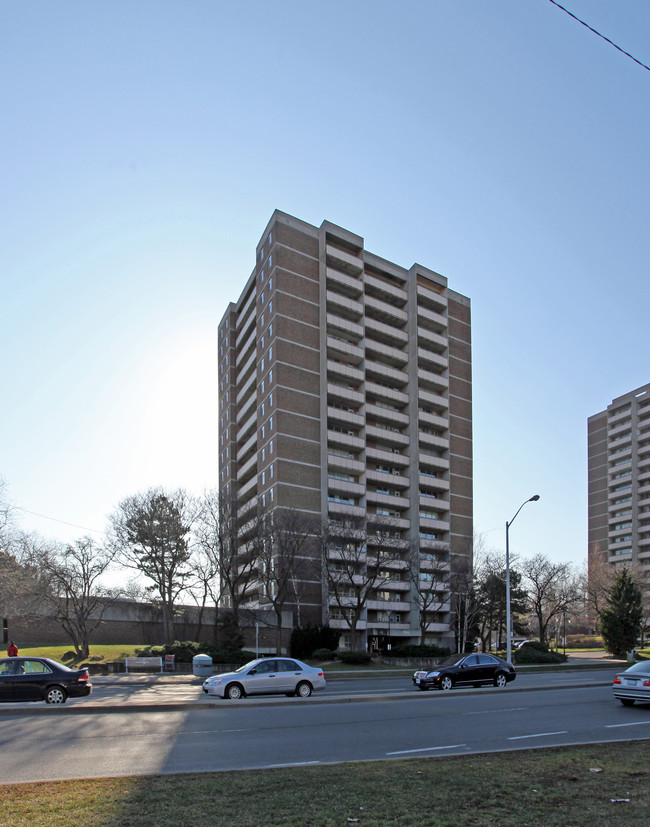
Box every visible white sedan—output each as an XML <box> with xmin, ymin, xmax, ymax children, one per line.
<box><xmin>202</xmin><ymin>657</ymin><xmax>326</xmax><ymax>700</ymax></box>
<box><xmin>612</xmin><ymin>660</ymin><xmax>650</xmax><ymax>706</ymax></box>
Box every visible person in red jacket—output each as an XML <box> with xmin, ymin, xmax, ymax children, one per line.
<box><xmin>7</xmin><ymin>641</ymin><xmax>18</xmax><ymax>657</ymax></box>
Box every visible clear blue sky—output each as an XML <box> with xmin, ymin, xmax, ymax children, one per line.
<box><xmin>2</xmin><ymin>1</ymin><xmax>648</xmax><ymax>567</ymax></box>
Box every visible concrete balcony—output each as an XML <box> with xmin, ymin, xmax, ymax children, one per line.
<box><xmin>327</xmin><ymin>313</ymin><xmax>364</xmax><ymax>342</ymax></box>
<box><xmin>367</xmin><ymin>490</ymin><xmax>410</xmax><ymax>511</ymax></box>
<box><xmin>236</xmin><ymin>334</ymin><xmax>256</xmax><ymax>369</ymax></box>
<box><xmin>366</xmin><ymin>380</ymin><xmax>409</xmax><ymax>407</ymax></box>
<box><xmin>328</xmin><ymin>428</ymin><xmax>365</xmax><ymax>452</ymax></box>
<box><xmin>365</xmin><ymin>317</ymin><xmax>408</xmax><ymax>347</ymax></box>
<box><xmin>417</xmin><ymin>326</ymin><xmax>448</xmax><ymax>354</ymax></box>
<box><xmin>328</xmin><ymin>500</ymin><xmax>366</xmax><ymax>521</ymax></box>
<box><xmin>364</xmin><ymin>272</ymin><xmax>407</xmax><ymax>306</ymax></box>
<box><xmin>327</xmin><ymin>360</ymin><xmax>365</xmax><ymax>387</ymax></box>
<box><xmin>418</xmin><ymin>388</ymin><xmax>448</xmax><ymax>414</ymax></box>
<box><xmin>325</xmin><ymin>266</ymin><xmax>363</xmax><ymax>297</ymax></box>
<box><xmin>366</xmin><ymin>446</ymin><xmax>409</xmax><ymax>467</ymax></box>
<box><xmin>365</xmin><ymin>338</ymin><xmax>408</xmax><ymax>368</ymax></box>
<box><xmin>418</xmin><ymin>346</ymin><xmax>448</xmax><ymax>373</ymax></box>
<box><xmin>328</xmin><ymin>452</ymin><xmax>366</xmax><ymax>475</ymax></box>
<box><xmin>417</xmin><ymin>367</ymin><xmax>449</xmax><ymax>395</ymax></box>
<box><xmin>418</xmin><ymin>474</ymin><xmax>450</xmax><ymax>493</ymax></box>
<box><xmin>235</xmin><ymin>309</ymin><xmax>256</xmax><ymax>351</ymax></box>
<box><xmin>326</xmin><ymin>243</ymin><xmax>363</xmax><ymax>276</ymax></box>
<box><xmin>237</xmin><ymin>409</ymin><xmax>257</xmax><ymax>444</ymax></box>
<box><xmin>419</xmin><ymin>454</ymin><xmax>450</xmax><ymax>472</ymax></box>
<box><xmin>419</xmin><ymin>409</ymin><xmax>448</xmax><ymax>430</ymax></box>
<box><xmin>327</xmin><ymin>335</ymin><xmax>364</xmax><ymax>365</ymax></box>
<box><xmin>237</xmin><ymin>453</ymin><xmax>257</xmax><ymax>483</ymax></box>
<box><xmin>236</xmin><ymin>370</ymin><xmax>257</xmax><ymax>407</ymax></box>
<box><xmin>237</xmin><ymin>348</ymin><xmax>256</xmax><ymax>385</ymax></box>
<box><xmin>237</xmin><ymin>431</ymin><xmax>257</xmax><ymax>464</ymax></box>
<box><xmin>366</xmin><ymin>468</ymin><xmax>409</xmax><ymax>489</ymax></box>
<box><xmin>419</xmin><ymin>515</ymin><xmax>449</xmax><ymax>533</ymax></box>
<box><xmin>237</xmin><ymin>474</ymin><xmax>258</xmax><ymax>500</ymax></box>
<box><xmin>327</xmin><ymin>478</ymin><xmax>365</xmax><ymax>498</ymax></box>
<box><xmin>328</xmin><ymin>405</ymin><xmax>365</xmax><ymax>430</ymax></box>
<box><xmin>417</xmin><ymin>284</ymin><xmax>447</xmax><ymax>313</ymax></box>
<box><xmin>365</xmin><ymin>294</ymin><xmax>408</xmax><ymax>327</ymax></box>
<box><xmin>366</xmin><ymin>599</ymin><xmax>411</xmax><ymax>612</ymax></box>
<box><xmin>419</xmin><ymin>431</ymin><xmax>448</xmax><ymax>452</ymax></box>
<box><xmin>366</xmin><ymin>402</ymin><xmax>409</xmax><ymax>429</ymax></box>
<box><xmin>236</xmin><ymin>391</ymin><xmax>256</xmax><ymax>425</ymax></box>
<box><xmin>326</xmin><ymin>290</ymin><xmax>364</xmax><ymax>321</ymax></box>
<box><xmin>366</xmin><ymin>424</ymin><xmax>409</xmax><ymax>449</ymax></box>
<box><xmin>417</xmin><ymin>305</ymin><xmax>447</xmax><ymax>334</ymax></box>
<box><xmin>418</xmin><ymin>496</ymin><xmax>449</xmax><ymax>516</ymax></box>
<box><xmin>366</xmin><ymin>359</ymin><xmax>409</xmax><ymax>390</ymax></box>
<box><xmin>327</xmin><ymin>382</ymin><xmax>365</xmax><ymax>407</ymax></box>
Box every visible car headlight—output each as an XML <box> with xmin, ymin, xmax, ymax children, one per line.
<box><xmin>427</xmin><ymin>671</ymin><xmax>440</xmax><ymax>678</ymax></box>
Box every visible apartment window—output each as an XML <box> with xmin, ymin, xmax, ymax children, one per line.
<box><xmin>269</xmin><ymin>463</ymin><xmax>273</xmax><ymax>478</ymax></box>
<box><xmin>268</xmin><ymin>345</ymin><xmax>273</xmax><ymax>360</ymax></box>
<box><xmin>268</xmin><ymin>368</ymin><xmax>273</xmax><ymax>384</ymax></box>
<box><xmin>260</xmin><ymin>313</ymin><xmax>265</xmax><ymax>327</ymax></box>
<box><xmin>268</xmin><ymin>392</ymin><xmax>273</xmax><ymax>407</ymax></box>
<box><xmin>268</xmin><ymin>254</ymin><xmax>272</xmax><ymax>268</ymax></box>
<box><xmin>261</xmin><ymin>471</ymin><xmax>265</xmax><ymax>485</ymax></box>
<box><xmin>270</xmin><ymin>486</ymin><xmax>274</xmax><ymax>502</ymax></box>
<box><xmin>268</xmin><ymin>299</ymin><xmax>272</xmax><ymax>314</ymax></box>
<box><xmin>261</xmin><ymin>403</ymin><xmax>265</xmax><ymax>416</ymax></box>
<box><xmin>269</xmin><ymin>438</ymin><xmax>273</xmax><ymax>454</ymax></box>
<box><xmin>261</xmin><ymin>447</ymin><xmax>266</xmax><ymax>462</ymax></box>
<box><xmin>268</xmin><ymin>322</ymin><xmax>273</xmax><ymax>337</ymax></box>
<box><xmin>269</xmin><ymin>415</ymin><xmax>273</xmax><ymax>430</ymax></box>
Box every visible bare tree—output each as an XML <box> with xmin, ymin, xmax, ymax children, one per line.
<box><xmin>449</xmin><ymin>555</ymin><xmax>480</xmax><ymax>654</ymax></box>
<box><xmin>321</xmin><ymin>516</ymin><xmax>404</xmax><ymax>651</ymax></box>
<box><xmin>522</xmin><ymin>554</ymin><xmax>580</xmax><ymax>646</ymax></box>
<box><xmin>109</xmin><ymin>488</ymin><xmax>196</xmax><ymax>645</ymax></box>
<box><xmin>255</xmin><ymin>507</ymin><xmax>314</xmax><ymax>653</ymax></box>
<box><xmin>406</xmin><ymin>540</ymin><xmax>450</xmax><ymax>645</ymax></box>
<box><xmin>193</xmin><ymin>490</ymin><xmax>259</xmax><ymax>635</ymax></box>
<box><xmin>30</xmin><ymin>537</ymin><xmax>118</xmax><ymax>658</ymax></box>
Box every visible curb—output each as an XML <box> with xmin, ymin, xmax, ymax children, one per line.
<box><xmin>0</xmin><ymin>677</ymin><xmax>616</xmax><ymax>716</ymax></box>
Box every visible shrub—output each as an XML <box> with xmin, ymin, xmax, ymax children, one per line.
<box><xmin>337</xmin><ymin>650</ymin><xmax>372</xmax><ymax>665</ymax></box>
<box><xmin>385</xmin><ymin>644</ymin><xmax>451</xmax><ymax>658</ymax></box>
<box><xmin>311</xmin><ymin>648</ymin><xmax>337</xmax><ymax>661</ymax></box>
<box><xmin>514</xmin><ymin>642</ymin><xmax>568</xmax><ymax>664</ymax></box>
<box><xmin>290</xmin><ymin>625</ymin><xmax>341</xmax><ymax>659</ymax></box>
<box><xmin>135</xmin><ymin>641</ymin><xmax>254</xmax><ymax>665</ymax></box>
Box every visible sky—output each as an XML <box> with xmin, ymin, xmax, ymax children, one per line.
<box><xmin>1</xmin><ymin>1</ymin><xmax>649</xmax><ymax>570</ymax></box>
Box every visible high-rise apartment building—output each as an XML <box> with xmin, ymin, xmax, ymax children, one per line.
<box><xmin>218</xmin><ymin>210</ymin><xmax>472</xmax><ymax>650</ymax></box>
<box><xmin>588</xmin><ymin>382</ymin><xmax>650</xmax><ymax>602</ymax></box>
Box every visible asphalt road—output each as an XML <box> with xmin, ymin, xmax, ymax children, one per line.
<box><xmin>2</xmin><ymin>669</ymin><xmax>649</xmax><ymax>784</ymax></box>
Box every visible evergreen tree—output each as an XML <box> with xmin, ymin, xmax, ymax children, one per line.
<box><xmin>599</xmin><ymin>567</ymin><xmax>643</xmax><ymax>658</ymax></box>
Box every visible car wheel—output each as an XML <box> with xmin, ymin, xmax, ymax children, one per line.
<box><xmin>45</xmin><ymin>686</ymin><xmax>67</xmax><ymax>705</ymax></box>
<box><xmin>226</xmin><ymin>683</ymin><xmax>244</xmax><ymax>700</ymax></box>
<box><xmin>494</xmin><ymin>673</ymin><xmax>508</xmax><ymax>688</ymax></box>
<box><xmin>620</xmin><ymin>698</ymin><xmax>635</xmax><ymax>707</ymax></box>
<box><xmin>296</xmin><ymin>681</ymin><xmax>313</xmax><ymax>698</ymax></box>
<box><xmin>440</xmin><ymin>675</ymin><xmax>453</xmax><ymax>691</ymax></box>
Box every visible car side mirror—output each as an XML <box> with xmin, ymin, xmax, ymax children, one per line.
<box><xmin>249</xmin><ymin>668</ymin><xmax>257</xmax><ymax>675</ymax></box>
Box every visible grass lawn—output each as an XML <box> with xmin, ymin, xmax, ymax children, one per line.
<box><xmin>18</xmin><ymin>644</ymin><xmax>145</xmax><ymax>665</ymax></box>
<box><xmin>1</xmin><ymin>741</ymin><xmax>649</xmax><ymax>826</ymax></box>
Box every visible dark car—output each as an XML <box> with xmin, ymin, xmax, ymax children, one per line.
<box><xmin>0</xmin><ymin>657</ymin><xmax>92</xmax><ymax>704</ymax></box>
<box><xmin>413</xmin><ymin>653</ymin><xmax>516</xmax><ymax>691</ymax></box>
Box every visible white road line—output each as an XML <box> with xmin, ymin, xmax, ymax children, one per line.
<box><xmin>606</xmin><ymin>720</ymin><xmax>650</xmax><ymax>728</ymax></box>
<box><xmin>508</xmin><ymin>731</ymin><xmax>567</xmax><ymax>740</ymax></box>
<box><xmin>266</xmin><ymin>761</ymin><xmax>321</xmax><ymax>768</ymax></box>
<box><xmin>386</xmin><ymin>744</ymin><xmax>466</xmax><ymax>755</ymax></box>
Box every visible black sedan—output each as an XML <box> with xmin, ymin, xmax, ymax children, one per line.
<box><xmin>0</xmin><ymin>657</ymin><xmax>92</xmax><ymax>704</ymax></box>
<box><xmin>413</xmin><ymin>653</ymin><xmax>516</xmax><ymax>691</ymax></box>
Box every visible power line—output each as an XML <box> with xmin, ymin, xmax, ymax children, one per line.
<box><xmin>14</xmin><ymin>505</ymin><xmax>103</xmax><ymax>535</ymax></box>
<box><xmin>547</xmin><ymin>0</ymin><xmax>650</xmax><ymax>73</ymax></box>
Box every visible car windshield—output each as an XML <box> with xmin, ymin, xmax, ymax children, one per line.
<box><xmin>624</xmin><ymin>661</ymin><xmax>650</xmax><ymax>675</ymax></box>
<box><xmin>235</xmin><ymin>659</ymin><xmax>262</xmax><ymax>674</ymax></box>
<box><xmin>438</xmin><ymin>654</ymin><xmax>469</xmax><ymax>667</ymax></box>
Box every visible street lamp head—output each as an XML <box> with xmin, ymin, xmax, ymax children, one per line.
<box><xmin>529</xmin><ymin>494</ymin><xmax>540</xmax><ymax>502</ymax></box>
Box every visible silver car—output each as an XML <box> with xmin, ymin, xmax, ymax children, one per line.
<box><xmin>202</xmin><ymin>657</ymin><xmax>326</xmax><ymax>700</ymax></box>
<box><xmin>612</xmin><ymin>660</ymin><xmax>650</xmax><ymax>706</ymax></box>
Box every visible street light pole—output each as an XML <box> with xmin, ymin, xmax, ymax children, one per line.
<box><xmin>505</xmin><ymin>494</ymin><xmax>540</xmax><ymax>665</ymax></box>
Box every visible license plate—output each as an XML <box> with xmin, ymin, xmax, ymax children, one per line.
<box><xmin>624</xmin><ymin>679</ymin><xmax>638</xmax><ymax>686</ymax></box>
<box><xmin>415</xmin><ymin>678</ymin><xmax>420</xmax><ymax>684</ymax></box>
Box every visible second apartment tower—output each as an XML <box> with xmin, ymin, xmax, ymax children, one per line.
<box><xmin>218</xmin><ymin>211</ymin><xmax>472</xmax><ymax>650</ymax></box>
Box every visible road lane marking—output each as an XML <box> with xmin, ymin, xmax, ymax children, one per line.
<box><xmin>606</xmin><ymin>720</ymin><xmax>650</xmax><ymax>728</ymax></box>
<box><xmin>508</xmin><ymin>731</ymin><xmax>567</xmax><ymax>740</ymax></box>
<box><xmin>386</xmin><ymin>744</ymin><xmax>466</xmax><ymax>755</ymax></box>
<box><xmin>464</xmin><ymin>707</ymin><xmax>527</xmax><ymax>716</ymax></box>
<box><xmin>266</xmin><ymin>761</ymin><xmax>321</xmax><ymax>768</ymax></box>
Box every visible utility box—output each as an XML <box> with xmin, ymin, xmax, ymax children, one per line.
<box><xmin>192</xmin><ymin>654</ymin><xmax>213</xmax><ymax>677</ymax></box>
